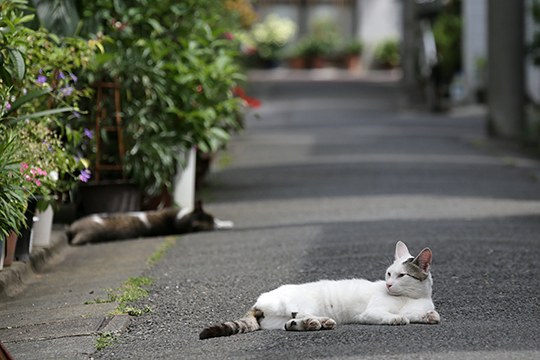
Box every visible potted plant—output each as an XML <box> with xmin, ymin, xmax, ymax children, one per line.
<box><xmin>250</xmin><ymin>14</ymin><xmax>297</xmax><ymax>68</ymax></box>
<box><xmin>1</xmin><ymin>0</ymin><xmax>97</xmax><ymax>250</ymax></box>
<box><xmin>72</xmin><ymin>0</ymin><xmax>251</xmax><ymax>209</ymax></box>
<box><xmin>294</xmin><ymin>37</ymin><xmax>332</xmax><ymax>69</ymax></box>
<box><xmin>340</xmin><ymin>39</ymin><xmax>363</xmax><ymax>71</ymax></box>
<box><xmin>373</xmin><ymin>38</ymin><xmax>400</xmax><ymax>69</ymax></box>
<box><xmin>284</xmin><ymin>45</ymin><xmax>306</xmax><ymax>69</ymax></box>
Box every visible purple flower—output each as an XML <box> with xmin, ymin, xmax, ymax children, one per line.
<box><xmin>83</xmin><ymin>128</ymin><xmax>93</xmax><ymax>139</ymax></box>
<box><xmin>5</xmin><ymin>102</ymin><xmax>11</xmax><ymax>111</ymax></box>
<box><xmin>57</xmin><ymin>71</ymin><xmax>65</xmax><ymax>80</ymax></box>
<box><xmin>73</xmin><ymin>111</ymin><xmax>81</xmax><ymax>118</ymax></box>
<box><xmin>61</xmin><ymin>86</ymin><xmax>74</xmax><ymax>96</ymax></box>
<box><xmin>79</xmin><ymin>169</ymin><xmax>91</xmax><ymax>183</ymax></box>
<box><xmin>37</xmin><ymin>74</ymin><xmax>47</xmax><ymax>85</ymax></box>
<box><xmin>70</xmin><ymin>73</ymin><xmax>78</xmax><ymax>83</ymax></box>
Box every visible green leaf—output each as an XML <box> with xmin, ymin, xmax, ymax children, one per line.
<box><xmin>209</xmin><ymin>127</ymin><xmax>230</xmax><ymax>142</ymax></box>
<box><xmin>17</xmin><ymin>14</ymin><xmax>36</xmax><ymax>25</ymax></box>
<box><xmin>15</xmin><ymin>107</ymin><xmax>75</xmax><ymax>121</ymax></box>
<box><xmin>147</xmin><ymin>18</ymin><xmax>165</xmax><ymax>34</ymax></box>
<box><xmin>8</xmin><ymin>49</ymin><xmax>25</xmax><ymax>80</ymax></box>
<box><xmin>0</xmin><ymin>66</ymin><xmax>12</xmax><ymax>85</ymax></box>
<box><xmin>8</xmin><ymin>88</ymin><xmax>52</xmax><ymax>113</ymax></box>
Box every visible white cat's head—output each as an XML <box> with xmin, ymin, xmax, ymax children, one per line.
<box><xmin>384</xmin><ymin>241</ymin><xmax>433</xmax><ymax>298</ymax></box>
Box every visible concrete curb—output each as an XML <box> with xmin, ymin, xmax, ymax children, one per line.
<box><xmin>0</xmin><ymin>225</ymin><xmax>68</xmax><ymax>300</ymax></box>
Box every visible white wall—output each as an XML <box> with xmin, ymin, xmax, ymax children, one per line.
<box><xmin>357</xmin><ymin>0</ymin><xmax>402</xmax><ymax>66</ymax></box>
<box><xmin>463</xmin><ymin>0</ymin><xmax>488</xmax><ymax>101</ymax></box>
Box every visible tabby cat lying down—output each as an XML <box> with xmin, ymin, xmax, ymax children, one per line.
<box><xmin>68</xmin><ymin>201</ymin><xmax>233</xmax><ymax>245</ymax></box>
<box><xmin>200</xmin><ymin>241</ymin><xmax>440</xmax><ymax>339</ymax></box>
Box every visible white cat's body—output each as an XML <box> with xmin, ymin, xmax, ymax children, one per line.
<box><xmin>256</xmin><ymin>279</ymin><xmax>382</xmax><ymax>329</ymax></box>
<box><xmin>199</xmin><ymin>241</ymin><xmax>440</xmax><ymax>339</ymax></box>
<box><xmin>256</xmin><ymin>277</ymin><xmax>435</xmax><ymax>329</ymax></box>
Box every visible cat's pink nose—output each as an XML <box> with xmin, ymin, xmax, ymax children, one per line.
<box><xmin>386</xmin><ymin>283</ymin><xmax>392</xmax><ymax>289</ymax></box>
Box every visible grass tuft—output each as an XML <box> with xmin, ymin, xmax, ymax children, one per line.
<box><xmin>147</xmin><ymin>236</ymin><xmax>177</xmax><ymax>267</ymax></box>
<box><xmin>96</xmin><ymin>332</ymin><xmax>116</xmax><ymax>351</ymax></box>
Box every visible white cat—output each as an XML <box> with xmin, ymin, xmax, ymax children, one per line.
<box><xmin>199</xmin><ymin>241</ymin><xmax>440</xmax><ymax>339</ymax></box>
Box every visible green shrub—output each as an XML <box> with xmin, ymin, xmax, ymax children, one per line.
<box><xmin>78</xmin><ymin>0</ymin><xmax>249</xmax><ymax>196</ymax></box>
<box><xmin>373</xmin><ymin>38</ymin><xmax>400</xmax><ymax>68</ymax></box>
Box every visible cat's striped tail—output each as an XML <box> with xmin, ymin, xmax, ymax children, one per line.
<box><xmin>199</xmin><ymin>308</ymin><xmax>264</xmax><ymax>340</ymax></box>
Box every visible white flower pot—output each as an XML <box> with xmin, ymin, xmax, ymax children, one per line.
<box><xmin>173</xmin><ymin>147</ymin><xmax>196</xmax><ymax>211</ymax></box>
<box><xmin>0</xmin><ymin>241</ymin><xmax>4</xmax><ymax>270</ymax></box>
<box><xmin>32</xmin><ymin>205</ymin><xmax>54</xmax><ymax>247</ymax></box>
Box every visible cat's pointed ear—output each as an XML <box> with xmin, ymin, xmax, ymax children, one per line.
<box><xmin>194</xmin><ymin>200</ymin><xmax>203</xmax><ymax>212</ymax></box>
<box><xmin>395</xmin><ymin>241</ymin><xmax>411</xmax><ymax>260</ymax></box>
<box><xmin>413</xmin><ymin>248</ymin><xmax>432</xmax><ymax>273</ymax></box>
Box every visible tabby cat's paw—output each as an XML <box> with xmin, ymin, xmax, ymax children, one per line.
<box><xmin>304</xmin><ymin>318</ymin><xmax>322</xmax><ymax>331</ymax></box>
<box><xmin>423</xmin><ymin>310</ymin><xmax>440</xmax><ymax>324</ymax></box>
<box><xmin>321</xmin><ymin>318</ymin><xmax>337</xmax><ymax>330</ymax></box>
<box><xmin>388</xmin><ymin>316</ymin><xmax>409</xmax><ymax>325</ymax></box>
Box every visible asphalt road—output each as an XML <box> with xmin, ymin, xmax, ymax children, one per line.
<box><xmin>97</xmin><ymin>75</ymin><xmax>540</xmax><ymax>359</ymax></box>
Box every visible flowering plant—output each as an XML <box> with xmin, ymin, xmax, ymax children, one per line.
<box><xmin>250</xmin><ymin>14</ymin><xmax>297</xmax><ymax>61</ymax></box>
<box><xmin>1</xmin><ymin>0</ymin><xmax>98</xmax><ymax>211</ymax></box>
<box><xmin>12</xmin><ymin>121</ymin><xmax>92</xmax><ymax>209</ymax></box>
<box><xmin>75</xmin><ymin>0</ymin><xmax>249</xmax><ymax>197</ymax></box>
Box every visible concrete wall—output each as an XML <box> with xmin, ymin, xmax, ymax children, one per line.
<box><xmin>487</xmin><ymin>0</ymin><xmax>525</xmax><ymax>139</ymax></box>
<box><xmin>526</xmin><ymin>0</ymin><xmax>540</xmax><ymax>104</ymax></box>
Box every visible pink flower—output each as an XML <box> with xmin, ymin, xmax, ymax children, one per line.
<box><xmin>20</xmin><ymin>163</ymin><xmax>29</xmax><ymax>173</ymax></box>
<box><xmin>35</xmin><ymin>179</ymin><xmax>42</xmax><ymax>186</ymax></box>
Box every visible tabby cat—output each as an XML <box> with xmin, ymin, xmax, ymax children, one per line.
<box><xmin>68</xmin><ymin>201</ymin><xmax>233</xmax><ymax>245</ymax></box>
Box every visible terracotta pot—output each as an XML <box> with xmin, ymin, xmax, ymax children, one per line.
<box><xmin>345</xmin><ymin>55</ymin><xmax>362</xmax><ymax>72</ymax></box>
<box><xmin>287</xmin><ymin>57</ymin><xmax>306</xmax><ymax>69</ymax></box>
<box><xmin>4</xmin><ymin>231</ymin><xmax>18</xmax><ymax>267</ymax></box>
<box><xmin>310</xmin><ymin>56</ymin><xmax>327</xmax><ymax>69</ymax></box>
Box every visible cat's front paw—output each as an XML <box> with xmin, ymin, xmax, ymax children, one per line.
<box><xmin>321</xmin><ymin>318</ymin><xmax>337</xmax><ymax>330</ymax></box>
<box><xmin>285</xmin><ymin>318</ymin><xmax>325</xmax><ymax>331</ymax></box>
<box><xmin>423</xmin><ymin>310</ymin><xmax>440</xmax><ymax>324</ymax></box>
<box><xmin>388</xmin><ymin>315</ymin><xmax>409</xmax><ymax>326</ymax></box>
<box><xmin>285</xmin><ymin>318</ymin><xmax>303</xmax><ymax>331</ymax></box>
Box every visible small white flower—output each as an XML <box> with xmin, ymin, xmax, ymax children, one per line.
<box><xmin>49</xmin><ymin>170</ymin><xmax>59</xmax><ymax>182</ymax></box>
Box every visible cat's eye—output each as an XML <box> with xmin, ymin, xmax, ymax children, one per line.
<box><xmin>397</xmin><ymin>273</ymin><xmax>406</xmax><ymax>278</ymax></box>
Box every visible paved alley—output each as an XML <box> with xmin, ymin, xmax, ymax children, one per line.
<box><xmin>3</xmin><ymin>71</ymin><xmax>539</xmax><ymax>359</ymax></box>
<box><xmin>98</xmin><ymin>73</ymin><xmax>540</xmax><ymax>359</ymax></box>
